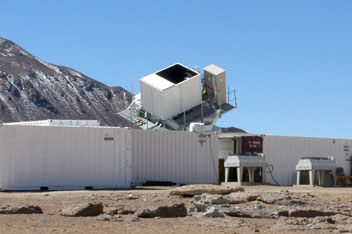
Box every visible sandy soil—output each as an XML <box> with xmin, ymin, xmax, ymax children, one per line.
<box><xmin>0</xmin><ymin>185</ymin><xmax>351</xmax><ymax>234</ymax></box>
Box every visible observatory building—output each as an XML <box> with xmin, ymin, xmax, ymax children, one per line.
<box><xmin>118</xmin><ymin>63</ymin><xmax>236</xmax><ymax>131</ymax></box>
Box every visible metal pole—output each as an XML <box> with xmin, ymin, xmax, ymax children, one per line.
<box><xmin>201</xmin><ymin>101</ymin><xmax>204</xmax><ymax>123</ymax></box>
<box><xmin>130</xmin><ymin>83</ymin><xmax>134</xmax><ymax>128</ymax></box>
<box><xmin>145</xmin><ymin>112</ymin><xmax>148</xmax><ymax>129</ymax></box>
<box><xmin>228</xmin><ymin>85</ymin><xmax>230</xmax><ymax>104</ymax></box>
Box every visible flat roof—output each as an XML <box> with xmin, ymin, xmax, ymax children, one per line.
<box><xmin>204</xmin><ymin>64</ymin><xmax>225</xmax><ymax>76</ymax></box>
<box><xmin>140</xmin><ymin>73</ymin><xmax>174</xmax><ymax>91</ymax></box>
<box><xmin>217</xmin><ymin>132</ymin><xmax>262</xmax><ymax>139</ymax></box>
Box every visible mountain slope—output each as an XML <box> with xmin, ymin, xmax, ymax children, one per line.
<box><xmin>0</xmin><ymin>38</ymin><xmax>133</xmax><ymax>126</ymax></box>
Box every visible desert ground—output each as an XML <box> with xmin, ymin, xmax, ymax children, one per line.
<box><xmin>0</xmin><ymin>185</ymin><xmax>351</xmax><ymax>234</ymax></box>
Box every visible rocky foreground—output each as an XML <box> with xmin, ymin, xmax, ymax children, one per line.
<box><xmin>0</xmin><ymin>185</ymin><xmax>351</xmax><ymax>233</ymax></box>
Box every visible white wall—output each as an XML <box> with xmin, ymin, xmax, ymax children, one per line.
<box><xmin>131</xmin><ymin>129</ymin><xmax>218</xmax><ymax>185</ymax></box>
<box><xmin>179</xmin><ymin>74</ymin><xmax>202</xmax><ymax>114</ymax></box>
<box><xmin>0</xmin><ymin>126</ymin><xmax>132</xmax><ymax>190</ymax></box>
<box><xmin>263</xmin><ymin>135</ymin><xmax>352</xmax><ymax>186</ymax></box>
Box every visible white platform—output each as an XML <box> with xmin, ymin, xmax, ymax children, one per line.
<box><xmin>223</xmin><ymin>155</ymin><xmax>267</xmax><ymax>185</ymax></box>
<box><xmin>295</xmin><ymin>157</ymin><xmax>336</xmax><ymax>187</ymax></box>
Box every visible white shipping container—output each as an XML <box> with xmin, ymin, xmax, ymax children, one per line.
<box><xmin>0</xmin><ymin>125</ymin><xmax>219</xmax><ymax>190</ymax></box>
<box><xmin>132</xmin><ymin>129</ymin><xmax>218</xmax><ymax>185</ymax></box>
<box><xmin>263</xmin><ymin>135</ymin><xmax>352</xmax><ymax>186</ymax></box>
<box><xmin>0</xmin><ymin>125</ymin><xmax>132</xmax><ymax>190</ymax></box>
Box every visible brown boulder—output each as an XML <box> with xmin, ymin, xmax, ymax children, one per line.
<box><xmin>289</xmin><ymin>209</ymin><xmax>337</xmax><ymax>218</ymax></box>
<box><xmin>137</xmin><ymin>203</ymin><xmax>187</xmax><ymax>218</ymax></box>
<box><xmin>0</xmin><ymin>205</ymin><xmax>43</xmax><ymax>214</ymax></box>
<box><xmin>60</xmin><ymin>203</ymin><xmax>103</xmax><ymax>217</ymax></box>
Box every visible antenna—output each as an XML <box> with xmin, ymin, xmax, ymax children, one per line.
<box><xmin>130</xmin><ymin>83</ymin><xmax>134</xmax><ymax>128</ymax></box>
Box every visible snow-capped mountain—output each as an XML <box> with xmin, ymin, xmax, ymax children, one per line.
<box><xmin>0</xmin><ymin>38</ymin><xmax>133</xmax><ymax>126</ymax></box>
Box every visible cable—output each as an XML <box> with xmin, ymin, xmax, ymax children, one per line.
<box><xmin>266</xmin><ymin>164</ymin><xmax>280</xmax><ymax>186</ymax></box>
<box><xmin>193</xmin><ymin>130</ymin><xmax>219</xmax><ymax>183</ymax></box>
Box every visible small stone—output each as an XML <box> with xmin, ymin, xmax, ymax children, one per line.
<box><xmin>188</xmin><ymin>207</ymin><xmax>196</xmax><ymax>213</ymax></box>
<box><xmin>201</xmin><ymin>207</ymin><xmax>225</xmax><ymax>218</ymax></box>
<box><xmin>127</xmin><ymin>194</ymin><xmax>137</xmax><ymax>200</ymax></box>
<box><xmin>257</xmin><ymin>194</ymin><xmax>287</xmax><ymax>204</ymax></box>
<box><xmin>95</xmin><ymin>214</ymin><xmax>112</xmax><ymax>221</ymax></box>
<box><xmin>131</xmin><ymin>217</ymin><xmax>141</xmax><ymax>222</ymax></box>
<box><xmin>193</xmin><ymin>201</ymin><xmax>207</xmax><ymax>212</ymax></box>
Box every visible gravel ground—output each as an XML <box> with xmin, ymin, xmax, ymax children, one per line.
<box><xmin>0</xmin><ymin>185</ymin><xmax>351</xmax><ymax>234</ymax></box>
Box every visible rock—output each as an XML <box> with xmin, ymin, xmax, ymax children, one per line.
<box><xmin>104</xmin><ymin>207</ymin><xmax>118</xmax><ymax>215</ymax></box>
<box><xmin>333</xmin><ymin>214</ymin><xmax>350</xmax><ymax>222</ymax></box>
<box><xmin>0</xmin><ymin>205</ymin><xmax>43</xmax><ymax>214</ymax></box>
<box><xmin>60</xmin><ymin>203</ymin><xmax>103</xmax><ymax>217</ymax></box>
<box><xmin>256</xmin><ymin>194</ymin><xmax>288</xmax><ymax>204</ymax></box>
<box><xmin>199</xmin><ymin>194</ymin><xmax>232</xmax><ymax>204</ymax></box>
<box><xmin>188</xmin><ymin>207</ymin><xmax>197</xmax><ymax>213</ymax></box>
<box><xmin>226</xmin><ymin>192</ymin><xmax>260</xmax><ymax>204</ymax></box>
<box><xmin>142</xmin><ymin>198</ymin><xmax>160</xmax><ymax>202</ymax></box>
<box><xmin>225</xmin><ymin>207</ymin><xmax>285</xmax><ymax>219</ymax></box>
<box><xmin>96</xmin><ymin>214</ymin><xmax>121</xmax><ymax>221</ymax></box>
<box><xmin>95</xmin><ymin>214</ymin><xmax>113</xmax><ymax>221</ymax></box>
<box><xmin>193</xmin><ymin>201</ymin><xmax>208</xmax><ymax>212</ymax></box>
<box><xmin>193</xmin><ymin>195</ymin><xmax>202</xmax><ymax>201</ymax></box>
<box><xmin>169</xmin><ymin>184</ymin><xmax>244</xmax><ymax>197</ymax></box>
<box><xmin>279</xmin><ymin>198</ymin><xmax>307</xmax><ymax>206</ymax></box>
<box><xmin>130</xmin><ymin>217</ymin><xmax>141</xmax><ymax>222</ymax></box>
<box><xmin>289</xmin><ymin>209</ymin><xmax>337</xmax><ymax>218</ymax></box>
<box><xmin>105</xmin><ymin>206</ymin><xmax>136</xmax><ymax>215</ymax></box>
<box><xmin>313</xmin><ymin>216</ymin><xmax>335</xmax><ymax>224</ymax></box>
<box><xmin>117</xmin><ymin>207</ymin><xmax>136</xmax><ymax>215</ymax></box>
<box><xmin>202</xmin><ymin>207</ymin><xmax>225</xmax><ymax>218</ymax></box>
<box><xmin>119</xmin><ymin>194</ymin><xmax>137</xmax><ymax>200</ymax></box>
<box><xmin>254</xmin><ymin>201</ymin><xmax>263</xmax><ymax>209</ymax></box>
<box><xmin>277</xmin><ymin>210</ymin><xmax>289</xmax><ymax>217</ymax></box>
<box><xmin>137</xmin><ymin>203</ymin><xmax>187</xmax><ymax>218</ymax></box>
<box><xmin>308</xmin><ymin>222</ymin><xmax>334</xmax><ymax>230</ymax></box>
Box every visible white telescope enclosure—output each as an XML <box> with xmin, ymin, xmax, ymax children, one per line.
<box><xmin>140</xmin><ymin>63</ymin><xmax>202</xmax><ymax>120</ymax></box>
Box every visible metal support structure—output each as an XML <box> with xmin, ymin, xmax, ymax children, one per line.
<box><xmin>224</xmin><ymin>166</ymin><xmax>266</xmax><ymax>185</ymax></box>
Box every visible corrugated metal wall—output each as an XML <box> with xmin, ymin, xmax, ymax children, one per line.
<box><xmin>263</xmin><ymin>135</ymin><xmax>352</xmax><ymax>186</ymax></box>
<box><xmin>131</xmin><ymin>129</ymin><xmax>218</xmax><ymax>185</ymax></box>
<box><xmin>0</xmin><ymin>125</ymin><xmax>132</xmax><ymax>190</ymax></box>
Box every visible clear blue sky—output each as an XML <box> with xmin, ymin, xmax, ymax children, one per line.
<box><xmin>1</xmin><ymin>1</ymin><xmax>352</xmax><ymax>138</ymax></box>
